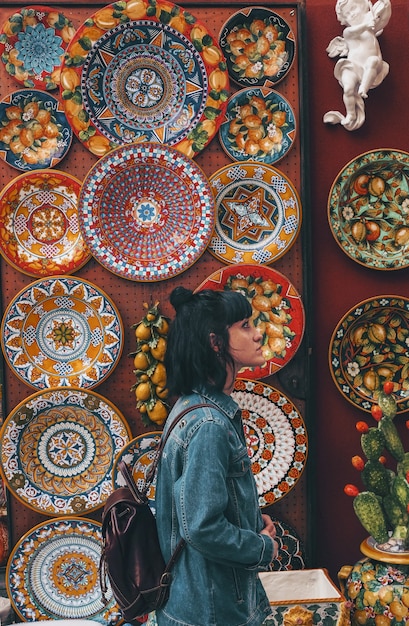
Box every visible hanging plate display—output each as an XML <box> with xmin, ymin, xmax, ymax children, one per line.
<box><xmin>0</xmin><ymin>170</ymin><xmax>91</xmax><ymax>277</ymax></box>
<box><xmin>0</xmin><ymin>387</ymin><xmax>131</xmax><ymax>516</ymax></box>
<box><xmin>208</xmin><ymin>161</ymin><xmax>301</xmax><ymax>265</ymax></box>
<box><xmin>232</xmin><ymin>378</ymin><xmax>307</xmax><ymax>507</ymax></box>
<box><xmin>112</xmin><ymin>432</ymin><xmax>161</xmax><ymax>511</ymax></box>
<box><xmin>219</xmin><ymin>6</ymin><xmax>295</xmax><ymax>87</ymax></box>
<box><xmin>1</xmin><ymin>276</ymin><xmax>123</xmax><ymax>389</ymax></box>
<box><xmin>269</xmin><ymin>518</ymin><xmax>305</xmax><ymax>571</ymax></box>
<box><xmin>219</xmin><ymin>87</ymin><xmax>296</xmax><ymax>164</ymax></box>
<box><xmin>6</xmin><ymin>516</ymin><xmax>120</xmax><ymax>623</ymax></box>
<box><xmin>329</xmin><ymin>295</ymin><xmax>409</xmax><ymax>413</ymax></box>
<box><xmin>196</xmin><ymin>263</ymin><xmax>305</xmax><ymax>379</ymax></box>
<box><xmin>0</xmin><ymin>89</ymin><xmax>72</xmax><ymax>171</ymax></box>
<box><xmin>78</xmin><ymin>143</ymin><xmax>214</xmax><ymax>281</ymax></box>
<box><xmin>59</xmin><ymin>0</ymin><xmax>229</xmax><ymax>158</ymax></box>
<box><xmin>0</xmin><ymin>5</ymin><xmax>75</xmax><ymax>90</ymax></box>
<box><xmin>328</xmin><ymin>149</ymin><xmax>409</xmax><ymax>270</ymax></box>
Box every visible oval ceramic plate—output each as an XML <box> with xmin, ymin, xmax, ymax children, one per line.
<box><xmin>112</xmin><ymin>432</ymin><xmax>161</xmax><ymax>511</ymax></box>
<box><xmin>328</xmin><ymin>149</ymin><xmax>409</xmax><ymax>270</ymax></box>
<box><xmin>196</xmin><ymin>263</ymin><xmax>305</xmax><ymax>379</ymax></box>
<box><xmin>208</xmin><ymin>161</ymin><xmax>301</xmax><ymax>265</ymax></box>
<box><xmin>7</xmin><ymin>517</ymin><xmax>120</xmax><ymax>622</ymax></box>
<box><xmin>232</xmin><ymin>379</ymin><xmax>307</xmax><ymax>507</ymax></box>
<box><xmin>219</xmin><ymin>87</ymin><xmax>296</xmax><ymax>164</ymax></box>
<box><xmin>219</xmin><ymin>6</ymin><xmax>295</xmax><ymax>87</ymax></box>
<box><xmin>0</xmin><ymin>5</ymin><xmax>74</xmax><ymax>90</ymax></box>
<box><xmin>0</xmin><ymin>387</ymin><xmax>131</xmax><ymax>515</ymax></box>
<box><xmin>60</xmin><ymin>0</ymin><xmax>229</xmax><ymax>158</ymax></box>
<box><xmin>329</xmin><ymin>295</ymin><xmax>409</xmax><ymax>413</ymax></box>
<box><xmin>0</xmin><ymin>89</ymin><xmax>72</xmax><ymax>171</ymax></box>
<box><xmin>269</xmin><ymin>518</ymin><xmax>305</xmax><ymax>571</ymax></box>
<box><xmin>1</xmin><ymin>276</ymin><xmax>123</xmax><ymax>389</ymax></box>
<box><xmin>0</xmin><ymin>170</ymin><xmax>91</xmax><ymax>276</ymax></box>
<box><xmin>78</xmin><ymin>143</ymin><xmax>214</xmax><ymax>281</ymax></box>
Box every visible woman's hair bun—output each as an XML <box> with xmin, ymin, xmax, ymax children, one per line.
<box><xmin>170</xmin><ymin>286</ymin><xmax>194</xmax><ymax>312</ymax></box>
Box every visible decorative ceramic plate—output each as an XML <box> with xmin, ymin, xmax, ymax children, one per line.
<box><xmin>232</xmin><ymin>379</ymin><xmax>307</xmax><ymax>507</ymax></box>
<box><xmin>208</xmin><ymin>161</ymin><xmax>301</xmax><ymax>265</ymax></box>
<box><xmin>328</xmin><ymin>149</ymin><xmax>409</xmax><ymax>270</ymax></box>
<box><xmin>219</xmin><ymin>6</ymin><xmax>295</xmax><ymax>87</ymax></box>
<box><xmin>0</xmin><ymin>89</ymin><xmax>72</xmax><ymax>171</ymax></box>
<box><xmin>7</xmin><ymin>517</ymin><xmax>120</xmax><ymax>623</ymax></box>
<box><xmin>196</xmin><ymin>264</ymin><xmax>305</xmax><ymax>379</ymax></box>
<box><xmin>0</xmin><ymin>170</ymin><xmax>91</xmax><ymax>277</ymax></box>
<box><xmin>0</xmin><ymin>387</ymin><xmax>131</xmax><ymax>516</ymax></box>
<box><xmin>269</xmin><ymin>518</ymin><xmax>305</xmax><ymax>571</ymax></box>
<box><xmin>1</xmin><ymin>276</ymin><xmax>123</xmax><ymax>389</ymax></box>
<box><xmin>78</xmin><ymin>143</ymin><xmax>214</xmax><ymax>281</ymax></box>
<box><xmin>0</xmin><ymin>6</ymin><xmax>74</xmax><ymax>90</ymax></box>
<box><xmin>113</xmin><ymin>432</ymin><xmax>161</xmax><ymax>511</ymax></box>
<box><xmin>60</xmin><ymin>0</ymin><xmax>229</xmax><ymax>158</ymax></box>
<box><xmin>329</xmin><ymin>295</ymin><xmax>409</xmax><ymax>413</ymax></box>
<box><xmin>219</xmin><ymin>87</ymin><xmax>296</xmax><ymax>164</ymax></box>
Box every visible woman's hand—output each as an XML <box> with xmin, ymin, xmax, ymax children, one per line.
<box><xmin>260</xmin><ymin>514</ymin><xmax>279</xmax><ymax>559</ymax></box>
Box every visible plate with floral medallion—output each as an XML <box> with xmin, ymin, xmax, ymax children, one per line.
<box><xmin>78</xmin><ymin>143</ymin><xmax>214</xmax><ymax>281</ymax></box>
<box><xmin>329</xmin><ymin>295</ymin><xmax>409</xmax><ymax>413</ymax></box>
<box><xmin>208</xmin><ymin>161</ymin><xmax>301</xmax><ymax>265</ymax></box>
<box><xmin>232</xmin><ymin>378</ymin><xmax>307</xmax><ymax>507</ymax></box>
<box><xmin>0</xmin><ymin>387</ymin><xmax>131</xmax><ymax>516</ymax></box>
<box><xmin>1</xmin><ymin>276</ymin><xmax>123</xmax><ymax>389</ymax></box>
<box><xmin>0</xmin><ymin>89</ymin><xmax>72</xmax><ymax>171</ymax></box>
<box><xmin>328</xmin><ymin>149</ymin><xmax>409</xmax><ymax>270</ymax></box>
<box><xmin>0</xmin><ymin>5</ymin><xmax>75</xmax><ymax>90</ymax></box>
<box><xmin>219</xmin><ymin>6</ymin><xmax>295</xmax><ymax>87</ymax></box>
<box><xmin>0</xmin><ymin>170</ymin><xmax>91</xmax><ymax>276</ymax></box>
<box><xmin>6</xmin><ymin>516</ymin><xmax>120</xmax><ymax>622</ymax></box>
<box><xmin>196</xmin><ymin>264</ymin><xmax>305</xmax><ymax>380</ymax></box>
<box><xmin>219</xmin><ymin>87</ymin><xmax>296</xmax><ymax>165</ymax></box>
<box><xmin>59</xmin><ymin>0</ymin><xmax>229</xmax><ymax>159</ymax></box>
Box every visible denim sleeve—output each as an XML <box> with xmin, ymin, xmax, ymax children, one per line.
<box><xmin>175</xmin><ymin>418</ymin><xmax>275</xmax><ymax>569</ymax></box>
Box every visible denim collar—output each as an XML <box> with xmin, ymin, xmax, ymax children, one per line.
<box><xmin>191</xmin><ymin>383</ymin><xmax>239</xmax><ymax>421</ymax></box>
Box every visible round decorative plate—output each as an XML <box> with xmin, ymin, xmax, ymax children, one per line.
<box><xmin>219</xmin><ymin>6</ymin><xmax>295</xmax><ymax>87</ymax></box>
<box><xmin>269</xmin><ymin>518</ymin><xmax>305</xmax><ymax>571</ymax></box>
<box><xmin>208</xmin><ymin>161</ymin><xmax>301</xmax><ymax>265</ymax></box>
<box><xmin>0</xmin><ymin>387</ymin><xmax>131</xmax><ymax>516</ymax></box>
<box><xmin>6</xmin><ymin>517</ymin><xmax>120</xmax><ymax>623</ymax></box>
<box><xmin>78</xmin><ymin>143</ymin><xmax>214</xmax><ymax>281</ymax></box>
<box><xmin>0</xmin><ymin>6</ymin><xmax>75</xmax><ymax>90</ymax></box>
<box><xmin>328</xmin><ymin>149</ymin><xmax>409</xmax><ymax>270</ymax></box>
<box><xmin>0</xmin><ymin>89</ymin><xmax>72</xmax><ymax>171</ymax></box>
<box><xmin>0</xmin><ymin>170</ymin><xmax>91</xmax><ymax>277</ymax></box>
<box><xmin>196</xmin><ymin>264</ymin><xmax>305</xmax><ymax>379</ymax></box>
<box><xmin>60</xmin><ymin>0</ymin><xmax>229</xmax><ymax>158</ymax></box>
<box><xmin>329</xmin><ymin>295</ymin><xmax>409</xmax><ymax>413</ymax></box>
<box><xmin>232</xmin><ymin>378</ymin><xmax>307</xmax><ymax>507</ymax></box>
<box><xmin>113</xmin><ymin>432</ymin><xmax>161</xmax><ymax>511</ymax></box>
<box><xmin>219</xmin><ymin>87</ymin><xmax>296</xmax><ymax>164</ymax></box>
<box><xmin>1</xmin><ymin>276</ymin><xmax>124</xmax><ymax>389</ymax></box>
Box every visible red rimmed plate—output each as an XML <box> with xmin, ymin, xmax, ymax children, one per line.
<box><xmin>0</xmin><ymin>170</ymin><xmax>91</xmax><ymax>277</ymax></box>
<box><xmin>219</xmin><ymin>6</ymin><xmax>295</xmax><ymax>87</ymax></box>
<box><xmin>60</xmin><ymin>0</ymin><xmax>229</xmax><ymax>158</ymax></box>
<box><xmin>0</xmin><ymin>5</ymin><xmax>75</xmax><ymax>90</ymax></box>
<box><xmin>233</xmin><ymin>378</ymin><xmax>307</xmax><ymax>507</ymax></box>
<box><xmin>196</xmin><ymin>263</ymin><xmax>305</xmax><ymax>379</ymax></box>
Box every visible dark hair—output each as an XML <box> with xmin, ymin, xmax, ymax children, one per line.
<box><xmin>164</xmin><ymin>286</ymin><xmax>252</xmax><ymax>396</ymax></box>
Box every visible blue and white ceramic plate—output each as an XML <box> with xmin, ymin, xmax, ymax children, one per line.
<box><xmin>0</xmin><ymin>387</ymin><xmax>131</xmax><ymax>515</ymax></box>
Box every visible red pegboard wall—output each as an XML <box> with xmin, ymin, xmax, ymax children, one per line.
<box><xmin>0</xmin><ymin>0</ymin><xmax>311</xmax><ymax>560</ymax></box>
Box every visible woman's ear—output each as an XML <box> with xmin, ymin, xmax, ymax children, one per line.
<box><xmin>209</xmin><ymin>332</ymin><xmax>219</xmax><ymax>353</ymax></box>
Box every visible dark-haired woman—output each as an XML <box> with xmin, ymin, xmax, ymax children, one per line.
<box><xmin>154</xmin><ymin>286</ymin><xmax>278</xmax><ymax>626</ymax></box>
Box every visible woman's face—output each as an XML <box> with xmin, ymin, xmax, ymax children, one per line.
<box><xmin>228</xmin><ymin>318</ymin><xmax>265</xmax><ymax>371</ymax></box>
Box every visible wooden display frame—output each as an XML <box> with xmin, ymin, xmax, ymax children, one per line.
<box><xmin>0</xmin><ymin>0</ymin><xmax>314</xmax><ymax>569</ymax></box>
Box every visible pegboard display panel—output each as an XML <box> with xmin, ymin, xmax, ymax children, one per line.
<box><xmin>0</xmin><ymin>0</ymin><xmax>312</xmax><ymax>564</ymax></box>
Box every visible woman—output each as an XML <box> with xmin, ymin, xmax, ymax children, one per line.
<box><xmin>155</xmin><ymin>286</ymin><xmax>278</xmax><ymax>626</ymax></box>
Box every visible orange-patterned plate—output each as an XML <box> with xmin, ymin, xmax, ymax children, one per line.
<box><xmin>196</xmin><ymin>263</ymin><xmax>305</xmax><ymax>379</ymax></box>
<box><xmin>0</xmin><ymin>170</ymin><xmax>90</xmax><ymax>276</ymax></box>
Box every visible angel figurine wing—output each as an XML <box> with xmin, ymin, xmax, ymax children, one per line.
<box><xmin>326</xmin><ymin>35</ymin><xmax>348</xmax><ymax>58</ymax></box>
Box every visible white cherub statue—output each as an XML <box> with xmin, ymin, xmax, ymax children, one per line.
<box><xmin>323</xmin><ymin>0</ymin><xmax>391</xmax><ymax>131</ymax></box>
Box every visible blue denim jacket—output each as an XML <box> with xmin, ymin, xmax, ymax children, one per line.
<box><xmin>155</xmin><ymin>384</ymin><xmax>274</xmax><ymax>626</ymax></box>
